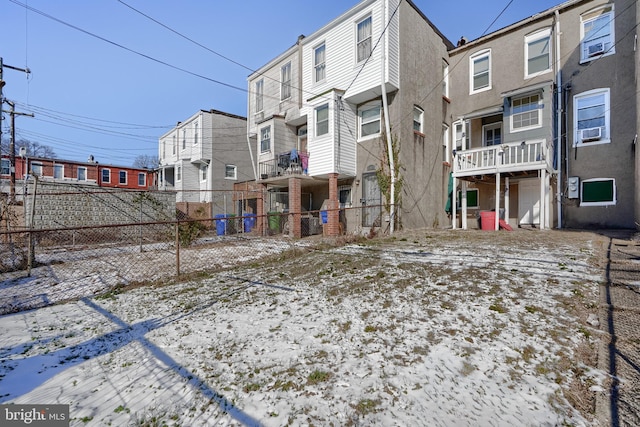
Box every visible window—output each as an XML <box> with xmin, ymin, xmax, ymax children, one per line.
<box><xmin>255</xmin><ymin>79</ymin><xmax>264</xmax><ymax>112</ymax></box>
<box><xmin>1</xmin><ymin>159</ymin><xmax>9</xmax><ymax>175</ymax></box>
<box><xmin>442</xmin><ymin>124</ymin><xmax>450</xmax><ymax>163</ymax></box>
<box><xmin>483</xmin><ymin>122</ymin><xmax>502</xmax><ymax>146</ymax></box>
<box><xmin>574</xmin><ymin>88</ymin><xmax>610</xmax><ymax>146</ymax></box>
<box><xmin>162</xmin><ymin>140</ymin><xmax>166</xmax><ymax>159</ymax></box>
<box><xmin>225</xmin><ymin>164</ymin><xmax>237</xmax><ymax>180</ymax></box>
<box><xmin>260</xmin><ymin>126</ymin><xmax>271</xmax><ymax>152</ymax></box>
<box><xmin>581</xmin><ymin>6</ymin><xmax>615</xmax><ymax>63</ymax></box>
<box><xmin>581</xmin><ymin>178</ymin><xmax>616</xmax><ymax>206</ymax></box>
<box><xmin>358</xmin><ymin>101</ymin><xmax>381</xmax><ymax>139</ymax></box>
<box><xmin>31</xmin><ymin>162</ymin><xmax>43</xmax><ymax>176</ymax></box>
<box><xmin>454</xmin><ymin>121</ymin><xmax>470</xmax><ymax>151</ymax></box>
<box><xmin>138</xmin><ymin>173</ymin><xmax>146</xmax><ymax>186</ymax></box>
<box><xmin>119</xmin><ymin>170</ymin><xmax>127</xmax><ymax>185</ymax></box>
<box><xmin>314</xmin><ymin>43</ymin><xmax>326</xmax><ymax>83</ymax></box>
<box><xmin>511</xmin><ymin>94</ymin><xmax>542</xmax><ymax>131</ymax></box>
<box><xmin>182</xmin><ymin>129</ymin><xmax>186</xmax><ymax>150</ymax></box>
<box><xmin>281</xmin><ymin>62</ymin><xmax>291</xmax><ymax>101</ymax></box>
<box><xmin>172</xmin><ymin>135</ymin><xmax>176</xmax><ymax>155</ymax></box>
<box><xmin>525</xmin><ymin>29</ymin><xmax>551</xmax><ymax>77</ymax></box>
<box><xmin>413</xmin><ymin>106</ymin><xmax>424</xmax><ymax>133</ymax></box>
<box><xmin>101</xmin><ymin>169</ymin><xmax>110</xmax><ymax>183</ymax></box>
<box><xmin>193</xmin><ymin>122</ymin><xmax>198</xmax><ymax>145</ymax></box>
<box><xmin>356</xmin><ymin>16</ymin><xmax>372</xmax><ymax>63</ymax></box>
<box><xmin>470</xmin><ymin>50</ymin><xmax>491</xmax><ymax>94</ymax></box>
<box><xmin>176</xmin><ymin>166</ymin><xmax>182</xmax><ymax>182</ymax></box>
<box><xmin>53</xmin><ymin>164</ymin><xmax>63</xmax><ymax>179</ymax></box>
<box><xmin>457</xmin><ymin>189</ymin><xmax>479</xmax><ymax>209</ymax></box>
<box><xmin>339</xmin><ymin>185</ymin><xmax>352</xmax><ymax>208</ymax></box>
<box><xmin>316</xmin><ymin>104</ymin><xmax>329</xmax><ymax>136</ymax></box>
<box><xmin>77</xmin><ymin>167</ymin><xmax>86</xmax><ymax>181</ymax></box>
<box><xmin>200</xmin><ymin>164</ymin><xmax>208</xmax><ymax>181</ymax></box>
<box><xmin>442</xmin><ymin>61</ymin><xmax>449</xmax><ymax>98</ymax></box>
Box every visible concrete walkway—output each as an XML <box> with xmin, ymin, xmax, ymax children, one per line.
<box><xmin>597</xmin><ymin>230</ymin><xmax>640</xmax><ymax>426</ymax></box>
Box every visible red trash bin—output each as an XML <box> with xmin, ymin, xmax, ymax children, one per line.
<box><xmin>480</xmin><ymin>211</ymin><xmax>496</xmax><ymax>230</ymax></box>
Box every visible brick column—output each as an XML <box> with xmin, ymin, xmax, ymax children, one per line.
<box><xmin>327</xmin><ymin>173</ymin><xmax>340</xmax><ymax>236</ymax></box>
<box><xmin>289</xmin><ymin>177</ymin><xmax>302</xmax><ymax>238</ymax></box>
<box><xmin>256</xmin><ymin>186</ymin><xmax>265</xmax><ymax>236</ymax></box>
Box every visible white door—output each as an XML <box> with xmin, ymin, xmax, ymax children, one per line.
<box><xmin>518</xmin><ymin>180</ymin><xmax>540</xmax><ymax>225</ymax></box>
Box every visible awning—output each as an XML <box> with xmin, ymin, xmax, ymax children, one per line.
<box><xmin>462</xmin><ymin>105</ymin><xmax>503</xmax><ymax>120</ymax></box>
<box><xmin>500</xmin><ymin>80</ymin><xmax>553</xmax><ymax>98</ymax></box>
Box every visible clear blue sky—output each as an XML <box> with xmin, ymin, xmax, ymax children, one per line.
<box><xmin>1</xmin><ymin>0</ymin><xmax>563</xmax><ymax>166</ymax></box>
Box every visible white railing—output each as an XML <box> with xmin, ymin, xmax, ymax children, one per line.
<box><xmin>454</xmin><ymin>139</ymin><xmax>550</xmax><ymax>175</ymax></box>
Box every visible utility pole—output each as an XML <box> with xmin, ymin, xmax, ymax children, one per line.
<box><xmin>0</xmin><ymin>58</ymin><xmax>32</xmax><ymax>203</ymax></box>
<box><xmin>3</xmin><ymin>100</ymin><xmax>34</xmax><ymax>202</ymax></box>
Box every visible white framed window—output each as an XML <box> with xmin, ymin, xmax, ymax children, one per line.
<box><xmin>316</xmin><ymin>104</ymin><xmax>329</xmax><ymax>136</ymax></box>
<box><xmin>574</xmin><ymin>88</ymin><xmax>610</xmax><ymax>146</ymax></box>
<box><xmin>356</xmin><ymin>15</ymin><xmax>372</xmax><ymax>63</ymax></box>
<box><xmin>31</xmin><ymin>162</ymin><xmax>43</xmax><ymax>176</ymax></box>
<box><xmin>225</xmin><ymin>164</ymin><xmax>237</xmax><ymax>180</ymax></box>
<box><xmin>138</xmin><ymin>173</ymin><xmax>146</xmax><ymax>186</ymax></box>
<box><xmin>1</xmin><ymin>159</ymin><xmax>10</xmax><ymax>175</ymax></box>
<box><xmin>161</xmin><ymin>140</ymin><xmax>166</xmax><ymax>159</ymax></box>
<box><xmin>314</xmin><ymin>43</ymin><xmax>326</xmax><ymax>84</ymax></box>
<box><xmin>176</xmin><ymin>166</ymin><xmax>182</xmax><ymax>182</ymax></box>
<box><xmin>580</xmin><ymin>6</ymin><xmax>615</xmax><ymax>63</ymax></box>
<box><xmin>119</xmin><ymin>170</ymin><xmax>127</xmax><ymax>185</ymax></box>
<box><xmin>255</xmin><ymin>79</ymin><xmax>264</xmax><ymax>112</ymax></box>
<box><xmin>442</xmin><ymin>124</ymin><xmax>450</xmax><ymax>163</ymax></box>
<box><xmin>77</xmin><ymin>166</ymin><xmax>87</xmax><ymax>181</ymax></box>
<box><xmin>101</xmin><ymin>168</ymin><xmax>110</xmax><ymax>183</ymax></box>
<box><xmin>470</xmin><ymin>49</ymin><xmax>491</xmax><ymax>94</ymax></box>
<box><xmin>358</xmin><ymin>101</ymin><xmax>381</xmax><ymax>139</ymax></box>
<box><xmin>200</xmin><ymin>164</ymin><xmax>208</xmax><ymax>181</ymax></box>
<box><xmin>442</xmin><ymin>60</ymin><xmax>450</xmax><ymax>98</ymax></box>
<box><xmin>193</xmin><ymin>122</ymin><xmax>199</xmax><ymax>145</ymax></box>
<box><xmin>483</xmin><ymin>122</ymin><xmax>502</xmax><ymax>146</ymax></box>
<box><xmin>182</xmin><ymin>129</ymin><xmax>186</xmax><ymax>150</ymax></box>
<box><xmin>525</xmin><ymin>28</ymin><xmax>552</xmax><ymax>77</ymax></box>
<box><xmin>339</xmin><ymin>185</ymin><xmax>352</xmax><ymax>208</ymax></box>
<box><xmin>581</xmin><ymin>178</ymin><xmax>616</xmax><ymax>206</ymax></box>
<box><xmin>413</xmin><ymin>106</ymin><xmax>424</xmax><ymax>133</ymax></box>
<box><xmin>53</xmin><ymin>164</ymin><xmax>64</xmax><ymax>179</ymax></box>
<box><xmin>260</xmin><ymin>126</ymin><xmax>271</xmax><ymax>152</ymax></box>
<box><xmin>281</xmin><ymin>62</ymin><xmax>291</xmax><ymax>101</ymax></box>
<box><xmin>454</xmin><ymin>121</ymin><xmax>470</xmax><ymax>151</ymax></box>
<box><xmin>172</xmin><ymin>135</ymin><xmax>176</xmax><ymax>155</ymax></box>
<box><xmin>511</xmin><ymin>94</ymin><xmax>542</xmax><ymax>131</ymax></box>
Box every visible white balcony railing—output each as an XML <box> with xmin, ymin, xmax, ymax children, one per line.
<box><xmin>453</xmin><ymin>139</ymin><xmax>550</xmax><ymax>176</ymax></box>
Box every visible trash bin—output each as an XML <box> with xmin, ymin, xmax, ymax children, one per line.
<box><xmin>244</xmin><ymin>214</ymin><xmax>257</xmax><ymax>232</ymax></box>
<box><xmin>480</xmin><ymin>211</ymin><xmax>496</xmax><ymax>231</ymax></box>
<box><xmin>215</xmin><ymin>214</ymin><xmax>227</xmax><ymax>235</ymax></box>
<box><xmin>268</xmin><ymin>211</ymin><xmax>281</xmax><ymax>232</ymax></box>
<box><xmin>320</xmin><ymin>210</ymin><xmax>328</xmax><ymax>224</ymax></box>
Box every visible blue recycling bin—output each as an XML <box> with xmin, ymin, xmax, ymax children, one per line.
<box><xmin>215</xmin><ymin>214</ymin><xmax>227</xmax><ymax>236</ymax></box>
<box><xmin>243</xmin><ymin>214</ymin><xmax>256</xmax><ymax>232</ymax></box>
<box><xmin>320</xmin><ymin>210</ymin><xmax>328</xmax><ymax>224</ymax></box>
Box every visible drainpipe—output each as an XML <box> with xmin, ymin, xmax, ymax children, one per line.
<box><xmin>381</xmin><ymin>0</ymin><xmax>396</xmax><ymax>233</ymax></box>
<box><xmin>555</xmin><ymin>10</ymin><xmax>563</xmax><ymax>229</ymax></box>
<box><xmin>246</xmin><ymin>89</ymin><xmax>258</xmax><ymax>181</ymax></box>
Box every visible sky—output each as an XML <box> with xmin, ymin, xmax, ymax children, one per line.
<box><xmin>1</xmin><ymin>0</ymin><xmax>564</xmax><ymax>167</ymax></box>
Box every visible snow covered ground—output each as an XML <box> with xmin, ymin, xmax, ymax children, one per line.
<box><xmin>0</xmin><ymin>230</ymin><xmax>608</xmax><ymax>426</ymax></box>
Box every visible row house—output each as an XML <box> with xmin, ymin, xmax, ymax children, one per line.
<box><xmin>448</xmin><ymin>0</ymin><xmax>638</xmax><ymax>230</ymax></box>
<box><xmin>248</xmin><ymin>0</ymin><xmax>453</xmax><ymax>236</ymax></box>
<box><xmin>0</xmin><ymin>154</ymin><xmax>154</xmax><ymax>200</ymax></box>
<box><xmin>158</xmin><ymin>109</ymin><xmax>253</xmax><ymax>212</ymax></box>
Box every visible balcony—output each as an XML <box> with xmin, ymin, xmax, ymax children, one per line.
<box><xmin>453</xmin><ymin>139</ymin><xmax>551</xmax><ymax>177</ymax></box>
<box><xmin>259</xmin><ymin>151</ymin><xmax>309</xmax><ymax>181</ymax></box>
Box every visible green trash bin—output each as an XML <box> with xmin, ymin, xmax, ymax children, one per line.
<box><xmin>268</xmin><ymin>211</ymin><xmax>281</xmax><ymax>232</ymax></box>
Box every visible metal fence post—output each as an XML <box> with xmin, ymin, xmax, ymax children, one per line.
<box><xmin>175</xmin><ymin>221</ymin><xmax>180</xmax><ymax>277</ymax></box>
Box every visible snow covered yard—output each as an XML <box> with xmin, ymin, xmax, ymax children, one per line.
<box><xmin>0</xmin><ymin>230</ymin><xmax>608</xmax><ymax>426</ymax></box>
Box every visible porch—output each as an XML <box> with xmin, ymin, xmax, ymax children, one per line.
<box><xmin>258</xmin><ymin>150</ymin><xmax>309</xmax><ymax>182</ymax></box>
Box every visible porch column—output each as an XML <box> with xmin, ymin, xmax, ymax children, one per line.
<box><xmin>289</xmin><ymin>177</ymin><xmax>302</xmax><ymax>238</ymax></box>
<box><xmin>461</xmin><ymin>181</ymin><xmax>468</xmax><ymax>229</ymax></box>
<box><xmin>495</xmin><ymin>172</ymin><xmax>501</xmax><ymax>231</ymax></box>
<box><xmin>256</xmin><ymin>187</ymin><xmax>265</xmax><ymax>236</ymax></box>
<box><xmin>539</xmin><ymin>169</ymin><xmax>546</xmax><ymax>230</ymax></box>
<box><xmin>328</xmin><ymin>173</ymin><xmax>340</xmax><ymax>236</ymax></box>
<box><xmin>504</xmin><ymin>177</ymin><xmax>510</xmax><ymax>228</ymax></box>
<box><xmin>452</xmin><ymin>176</ymin><xmax>458</xmax><ymax>229</ymax></box>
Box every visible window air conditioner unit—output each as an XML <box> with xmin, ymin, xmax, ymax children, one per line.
<box><xmin>588</xmin><ymin>42</ymin><xmax>604</xmax><ymax>57</ymax></box>
<box><xmin>581</xmin><ymin>127</ymin><xmax>601</xmax><ymax>142</ymax></box>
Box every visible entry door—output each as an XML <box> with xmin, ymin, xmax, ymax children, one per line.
<box><xmin>518</xmin><ymin>180</ymin><xmax>540</xmax><ymax>225</ymax></box>
<box><xmin>362</xmin><ymin>173</ymin><xmax>381</xmax><ymax>227</ymax></box>
<box><xmin>483</xmin><ymin>122</ymin><xmax>502</xmax><ymax>146</ymax></box>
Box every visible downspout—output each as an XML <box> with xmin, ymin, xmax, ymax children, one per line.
<box><xmin>381</xmin><ymin>0</ymin><xmax>396</xmax><ymax>233</ymax></box>
<box><xmin>246</xmin><ymin>88</ymin><xmax>258</xmax><ymax>181</ymax></box>
<box><xmin>555</xmin><ymin>9</ymin><xmax>563</xmax><ymax>229</ymax></box>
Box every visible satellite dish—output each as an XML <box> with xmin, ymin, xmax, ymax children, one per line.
<box><xmin>19</xmin><ymin>147</ymin><xmax>26</xmax><ymax>158</ymax></box>
<box><xmin>88</xmin><ymin>155</ymin><xmax>95</xmax><ymax>163</ymax></box>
